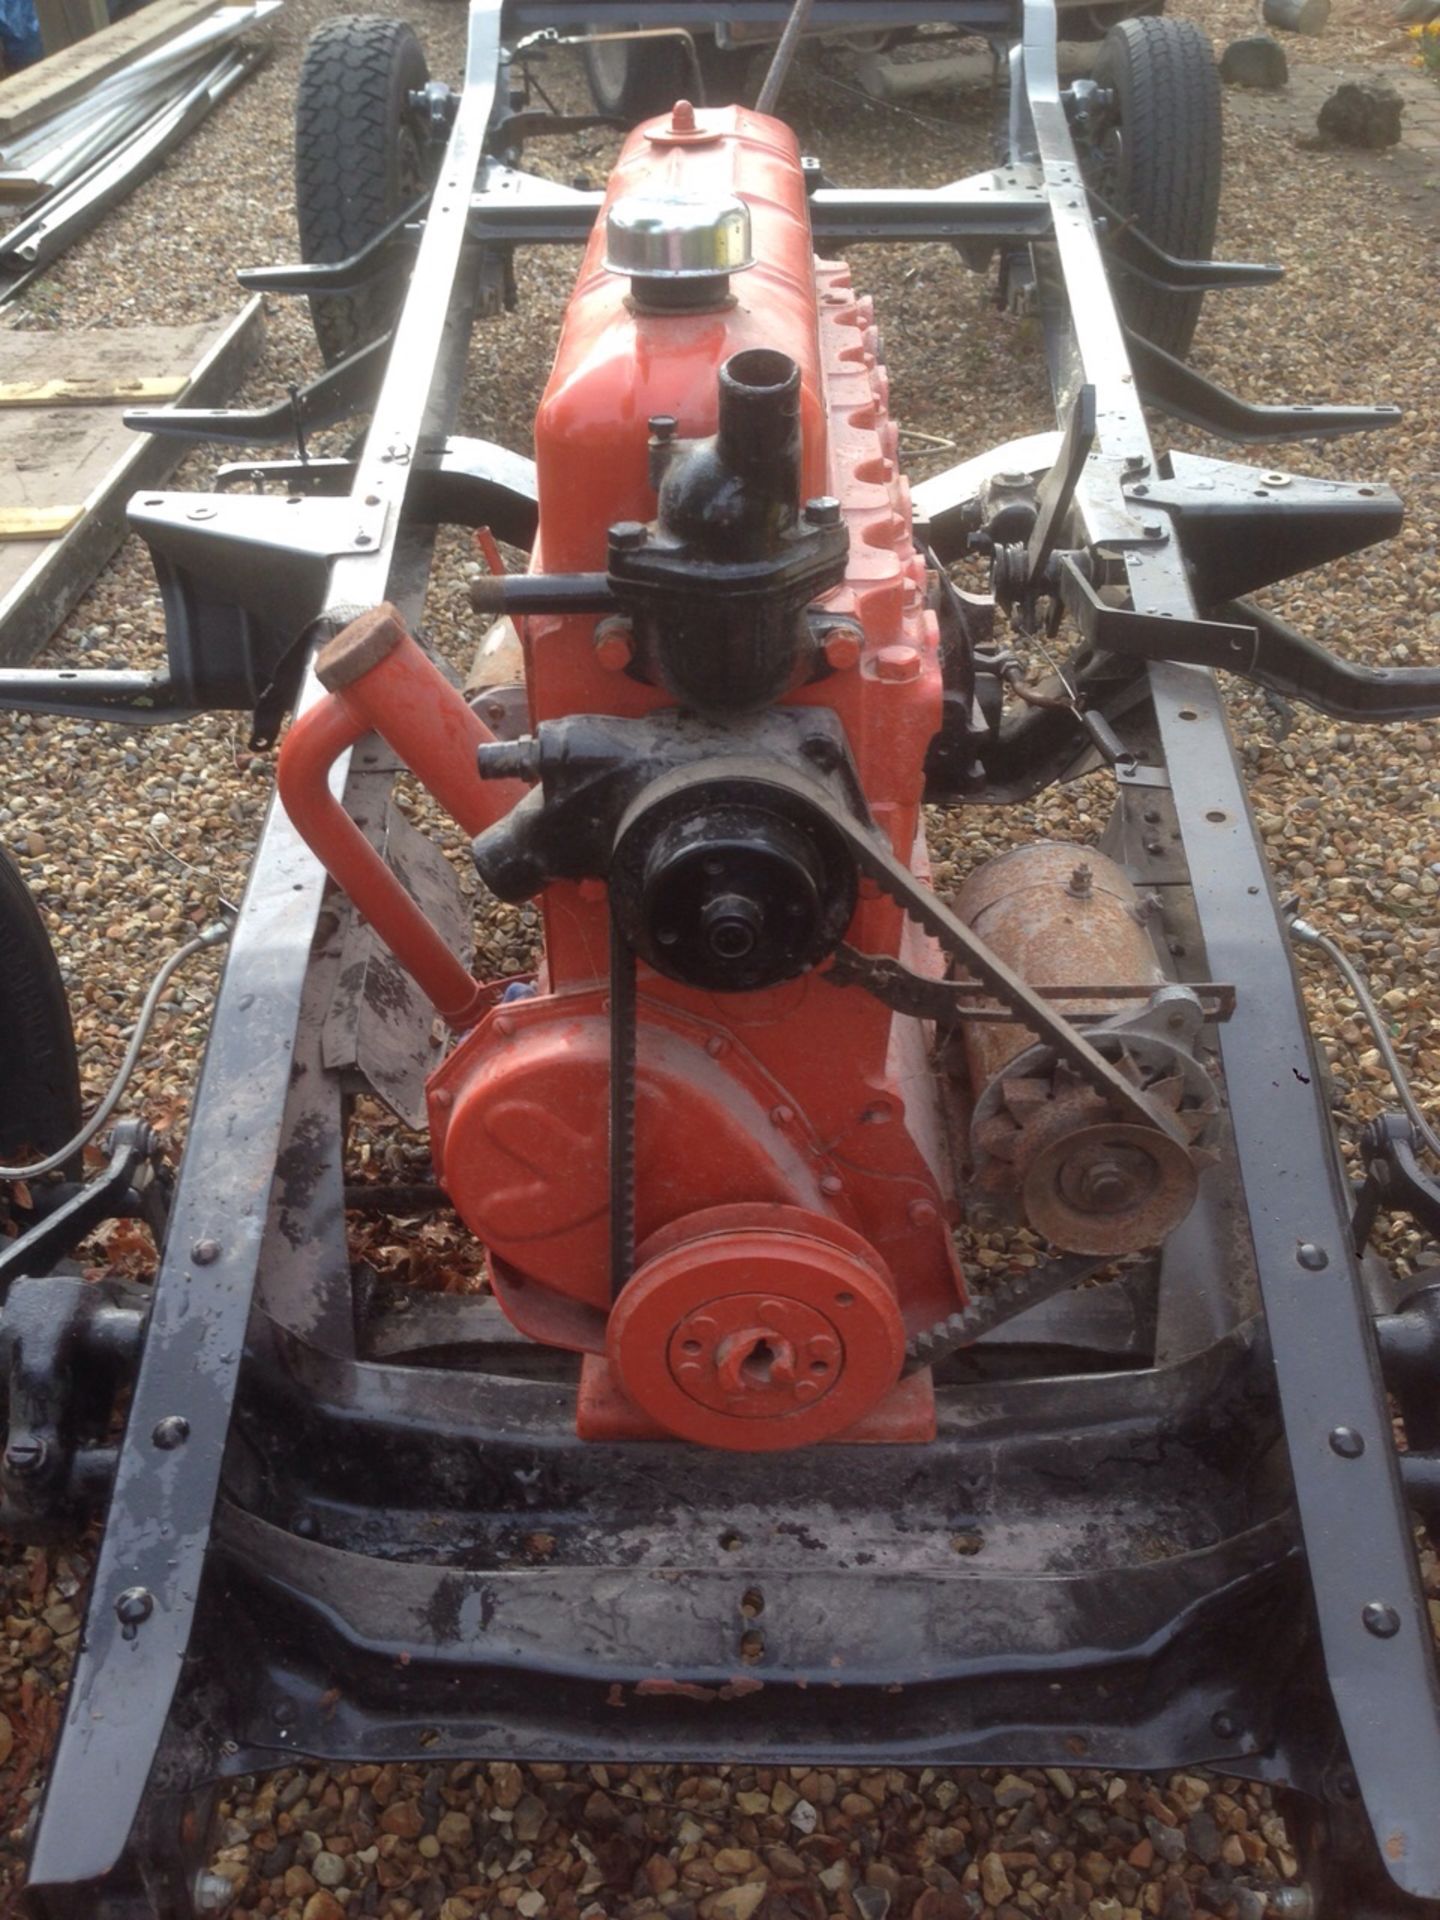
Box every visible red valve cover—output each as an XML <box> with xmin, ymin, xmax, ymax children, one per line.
<box><xmin>426</xmin><ymin>103</ymin><xmax>967</xmax><ymax>1447</ymax></box>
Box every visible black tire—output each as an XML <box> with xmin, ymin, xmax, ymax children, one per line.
<box><xmin>581</xmin><ymin>23</ymin><xmax>749</xmax><ymax>122</ymax></box>
<box><xmin>1085</xmin><ymin>16</ymin><xmax>1222</xmax><ymax>358</ymax></box>
<box><xmin>295</xmin><ymin>16</ymin><xmax>432</xmax><ymax>368</ymax></box>
<box><xmin>0</xmin><ymin>845</ymin><xmax>80</xmax><ymax>1173</ymax></box>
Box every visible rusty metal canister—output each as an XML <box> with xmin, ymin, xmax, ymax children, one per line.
<box><xmin>951</xmin><ymin>842</ymin><xmax>1163</xmax><ymax>1095</ymax></box>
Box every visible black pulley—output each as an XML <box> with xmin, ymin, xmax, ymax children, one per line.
<box><xmin>609</xmin><ymin>773</ymin><xmax>857</xmax><ymax>992</ymax></box>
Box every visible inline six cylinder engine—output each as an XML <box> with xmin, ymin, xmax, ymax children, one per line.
<box><xmin>277</xmin><ymin>101</ymin><xmax>1211</xmax><ymax>1451</ymax></box>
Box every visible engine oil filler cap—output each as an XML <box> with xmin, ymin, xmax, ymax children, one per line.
<box><xmin>605</xmin><ymin>191</ymin><xmax>754</xmax><ymax>312</ymax></box>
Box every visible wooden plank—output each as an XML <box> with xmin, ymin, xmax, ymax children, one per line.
<box><xmin>0</xmin><ymin>0</ymin><xmax>228</xmax><ymax>141</ymax></box>
<box><xmin>0</xmin><ymin>295</ymin><xmax>263</xmax><ymax>663</ymax></box>
<box><xmin>0</xmin><ymin>505</ymin><xmax>80</xmax><ymax>540</ymax></box>
<box><xmin>0</xmin><ymin>375</ymin><xmax>187</xmax><ymax>407</ymax></box>
<box><xmin>35</xmin><ymin>0</ymin><xmax>108</xmax><ymax>58</ymax></box>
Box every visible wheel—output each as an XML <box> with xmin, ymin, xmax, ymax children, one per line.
<box><xmin>1082</xmin><ymin>15</ymin><xmax>1222</xmax><ymax>358</ymax></box>
<box><xmin>0</xmin><ymin>844</ymin><xmax>80</xmax><ymax>1175</ymax></box>
<box><xmin>580</xmin><ymin>21</ymin><xmax>750</xmax><ymax>122</ymax></box>
<box><xmin>295</xmin><ymin>16</ymin><xmax>433</xmax><ymax>367</ymax></box>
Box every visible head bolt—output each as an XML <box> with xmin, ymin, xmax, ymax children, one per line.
<box><xmin>191</xmin><ymin>1238</ymin><xmax>220</xmax><ymax>1266</ymax></box>
<box><xmin>874</xmin><ymin>646</ymin><xmax>921</xmax><ymax>684</ymax></box>
<box><xmin>670</xmin><ymin>98</ymin><xmax>696</xmax><ymax>132</ymax></box>
<box><xmin>803</xmin><ymin>496</ymin><xmax>842</xmax><ymax>528</ymax></box>
<box><xmin>115</xmin><ymin>1586</ymin><xmax>154</xmax><ymax>1627</ymax></box>
<box><xmin>1211</xmin><ymin>1710</ymin><xmax>1240</xmax><ymax>1740</ymax></box>
<box><xmin>151</xmin><ymin>1416</ymin><xmax>190</xmax><ymax>1451</ymax></box>
<box><xmin>593</xmin><ymin>617</ymin><xmax>634</xmax><ymax>671</ymax></box>
<box><xmin>1067</xmin><ymin>862</ymin><xmax>1093</xmax><ymax>897</ymax></box>
<box><xmin>1297</xmin><ymin>1242</ymin><xmax>1329</xmax><ymax>1271</ymax></box>
<box><xmin>609</xmin><ymin>520</ymin><xmax>647</xmax><ymax>552</ymax></box>
<box><xmin>648</xmin><ymin>414</ymin><xmax>677</xmax><ymax>442</ymax></box>
<box><xmin>908</xmin><ymin>1198</ymin><xmax>939</xmax><ymax>1227</ymax></box>
<box><xmin>1329</xmin><ymin>1426</ymin><xmax>1364</xmax><ymax>1458</ymax></box>
<box><xmin>1362</xmin><ymin>1601</ymin><xmax>1401</xmax><ymax>1639</ymax></box>
<box><xmin>822</xmin><ymin>627</ymin><xmax>861</xmax><ymax>671</ymax></box>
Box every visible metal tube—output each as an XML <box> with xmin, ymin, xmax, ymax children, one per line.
<box><xmin>755</xmin><ymin>0</ymin><xmax>818</xmax><ymax>113</ymax></box>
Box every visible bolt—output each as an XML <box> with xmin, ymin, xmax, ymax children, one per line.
<box><xmin>1123</xmin><ymin>454</ymin><xmax>1149</xmax><ymax>475</ymax></box>
<box><xmin>593</xmin><ymin>616</ymin><xmax>633</xmax><ymax>672</ymax></box>
<box><xmin>803</xmin><ymin>496</ymin><xmax>842</xmax><ymax>528</ymax></box>
<box><xmin>292</xmin><ymin>1512</ymin><xmax>319</xmax><ymax>1539</ymax></box>
<box><xmin>806</xmin><ymin>1334</ymin><xmax>840</xmax><ymax>1367</ymax></box>
<box><xmin>1067</xmin><ymin>862</ymin><xmax>1093</xmax><ymax>898</ymax></box>
<box><xmin>1297</xmin><ymin>1242</ymin><xmax>1329</xmax><ymax>1271</ymax></box>
<box><xmin>1362</xmin><ymin>1601</ymin><xmax>1401</xmax><ymax>1639</ymax></box>
<box><xmin>1143</xmin><ymin>520</ymin><xmax>1164</xmax><ymax>538</ymax></box>
<box><xmin>992</xmin><ymin>469</ymin><xmax>1030</xmax><ymax>488</ymax></box>
<box><xmin>1329</xmin><ymin>1425</ymin><xmax>1364</xmax><ymax>1458</ymax></box>
<box><xmin>115</xmin><ymin>1586</ymin><xmax>154</xmax><ymax>1627</ymax></box>
<box><xmin>819</xmin><ymin>1173</ymin><xmax>844</xmax><ymax>1196</ymax></box>
<box><xmin>151</xmin><ymin>1415</ymin><xmax>190</xmax><ymax>1451</ymax></box>
<box><xmin>648</xmin><ymin>414</ymin><xmax>677</xmax><ymax>442</ymax></box>
<box><xmin>705</xmin><ymin>1034</ymin><xmax>728</xmax><ymax>1058</ymax></box>
<box><xmin>822</xmin><ymin>627</ymin><xmax>861</xmax><ymax>671</ymax></box>
<box><xmin>192</xmin><ymin>1238</ymin><xmax>220</xmax><ymax>1266</ymax></box>
<box><xmin>670</xmin><ymin>97</ymin><xmax>697</xmax><ymax>133</ymax></box>
<box><xmin>793</xmin><ymin>1379</ymin><xmax>822</xmax><ymax>1402</ymax></box>
<box><xmin>1211</xmin><ymin>1710</ymin><xmax>1240</xmax><ymax>1740</ymax></box>
<box><xmin>1078</xmin><ymin>1160</ymin><xmax>1130</xmax><ymax>1211</ymax></box>
<box><xmin>770</xmin><ymin>1104</ymin><xmax>794</xmax><ymax>1127</ymax></box>
<box><xmin>3</xmin><ymin>1439</ymin><xmax>46</xmax><ymax>1476</ymax></box>
<box><xmin>801</xmin><ymin>734</ymin><xmax>843</xmax><ymax>772</ymax></box>
<box><xmin>908</xmin><ymin>1198</ymin><xmax>939</xmax><ymax>1227</ymax></box>
<box><xmin>609</xmin><ymin>520</ymin><xmax>647</xmax><ymax>552</ymax></box>
<box><xmin>874</xmin><ymin>645</ymin><xmax>921</xmax><ymax>684</ymax></box>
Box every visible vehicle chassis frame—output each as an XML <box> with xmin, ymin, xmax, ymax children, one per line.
<box><xmin>6</xmin><ymin>2</ymin><xmax>1440</xmax><ymax>1913</ymax></box>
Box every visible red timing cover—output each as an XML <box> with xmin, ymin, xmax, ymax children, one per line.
<box><xmin>426</xmin><ymin>106</ymin><xmax>966</xmax><ymax>1418</ymax></box>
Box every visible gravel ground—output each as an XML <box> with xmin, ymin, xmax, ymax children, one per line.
<box><xmin>2</xmin><ymin>1</ymin><xmax>1440</xmax><ymax>1913</ymax></box>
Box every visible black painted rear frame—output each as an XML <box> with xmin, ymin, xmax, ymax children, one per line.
<box><xmin>6</xmin><ymin>2</ymin><xmax>1440</xmax><ymax>1913</ymax></box>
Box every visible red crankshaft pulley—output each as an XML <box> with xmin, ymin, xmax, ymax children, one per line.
<box><xmin>606</xmin><ymin>1205</ymin><xmax>908</xmax><ymax>1451</ymax></box>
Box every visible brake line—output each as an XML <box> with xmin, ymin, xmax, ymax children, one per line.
<box><xmin>0</xmin><ymin>920</ymin><xmax>232</xmax><ymax>1181</ymax></box>
<box><xmin>1289</xmin><ymin>913</ymin><xmax>1440</xmax><ymax>1164</ymax></box>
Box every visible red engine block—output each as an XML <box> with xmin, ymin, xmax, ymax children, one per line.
<box><xmin>279</xmin><ymin>104</ymin><xmax>968</xmax><ymax>1451</ymax></box>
